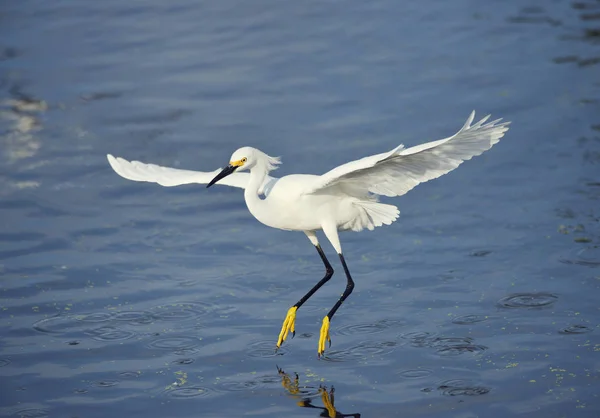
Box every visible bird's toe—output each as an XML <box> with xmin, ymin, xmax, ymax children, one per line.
<box><xmin>276</xmin><ymin>306</ymin><xmax>298</xmax><ymax>348</ymax></box>
<box><xmin>317</xmin><ymin>316</ymin><xmax>331</xmax><ymax>357</ymax></box>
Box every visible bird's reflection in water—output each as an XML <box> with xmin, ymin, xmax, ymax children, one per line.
<box><xmin>277</xmin><ymin>366</ymin><xmax>361</xmax><ymax>418</ymax></box>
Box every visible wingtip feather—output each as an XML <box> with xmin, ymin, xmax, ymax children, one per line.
<box><xmin>107</xmin><ymin>153</ymin><xmax>118</xmax><ymax>170</ymax></box>
<box><xmin>462</xmin><ymin>111</ymin><xmax>476</xmax><ymax>131</ymax></box>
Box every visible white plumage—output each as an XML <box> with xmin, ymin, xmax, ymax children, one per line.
<box><xmin>106</xmin><ymin>154</ymin><xmax>277</xmax><ymax>194</ymax></box>
<box><xmin>107</xmin><ymin>111</ymin><xmax>510</xmax><ymax>356</ymax></box>
<box><xmin>304</xmin><ymin>112</ymin><xmax>506</xmax><ymax>197</ymax></box>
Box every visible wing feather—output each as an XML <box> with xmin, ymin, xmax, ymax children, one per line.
<box><xmin>107</xmin><ymin>154</ymin><xmax>277</xmax><ymax>194</ymax></box>
<box><xmin>303</xmin><ymin>111</ymin><xmax>510</xmax><ymax>197</ymax></box>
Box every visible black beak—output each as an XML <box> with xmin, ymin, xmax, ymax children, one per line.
<box><xmin>207</xmin><ymin>164</ymin><xmax>237</xmax><ymax>188</ymax></box>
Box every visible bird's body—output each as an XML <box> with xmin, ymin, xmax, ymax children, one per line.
<box><xmin>107</xmin><ymin>111</ymin><xmax>510</xmax><ymax>356</ymax></box>
<box><xmin>246</xmin><ymin>174</ymin><xmax>332</xmax><ymax>232</ymax></box>
<box><xmin>244</xmin><ymin>172</ymin><xmax>397</xmax><ymax>234</ymax></box>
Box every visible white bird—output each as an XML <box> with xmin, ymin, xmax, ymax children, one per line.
<box><xmin>107</xmin><ymin>111</ymin><xmax>510</xmax><ymax>356</ymax></box>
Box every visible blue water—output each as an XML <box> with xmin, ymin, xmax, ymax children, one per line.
<box><xmin>1</xmin><ymin>1</ymin><xmax>599</xmax><ymax>417</ymax></box>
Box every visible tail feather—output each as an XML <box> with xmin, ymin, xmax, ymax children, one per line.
<box><xmin>344</xmin><ymin>201</ymin><xmax>400</xmax><ymax>231</ymax></box>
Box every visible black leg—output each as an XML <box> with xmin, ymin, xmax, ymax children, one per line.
<box><xmin>318</xmin><ymin>253</ymin><xmax>355</xmax><ymax>356</ymax></box>
<box><xmin>325</xmin><ymin>253</ymin><xmax>355</xmax><ymax>320</ymax></box>
<box><xmin>293</xmin><ymin>244</ymin><xmax>334</xmax><ymax>309</ymax></box>
<box><xmin>277</xmin><ymin>244</ymin><xmax>334</xmax><ymax>348</ymax></box>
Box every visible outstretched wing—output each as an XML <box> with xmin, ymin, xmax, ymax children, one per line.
<box><xmin>303</xmin><ymin>111</ymin><xmax>510</xmax><ymax>197</ymax></box>
<box><xmin>107</xmin><ymin>154</ymin><xmax>277</xmax><ymax>195</ymax></box>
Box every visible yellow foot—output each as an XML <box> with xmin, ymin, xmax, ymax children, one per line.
<box><xmin>276</xmin><ymin>306</ymin><xmax>297</xmax><ymax>349</ymax></box>
<box><xmin>318</xmin><ymin>316</ymin><xmax>331</xmax><ymax>357</ymax></box>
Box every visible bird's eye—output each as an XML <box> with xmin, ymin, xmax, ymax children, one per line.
<box><xmin>241</xmin><ymin>157</ymin><xmax>247</xmax><ymax>163</ymax></box>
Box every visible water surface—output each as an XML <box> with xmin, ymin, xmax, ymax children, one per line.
<box><xmin>1</xmin><ymin>0</ymin><xmax>599</xmax><ymax>417</ymax></box>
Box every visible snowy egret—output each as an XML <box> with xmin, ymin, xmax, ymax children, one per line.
<box><xmin>107</xmin><ymin>111</ymin><xmax>509</xmax><ymax>356</ymax></box>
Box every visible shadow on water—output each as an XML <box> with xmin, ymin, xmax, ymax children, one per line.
<box><xmin>277</xmin><ymin>367</ymin><xmax>361</xmax><ymax>418</ymax></box>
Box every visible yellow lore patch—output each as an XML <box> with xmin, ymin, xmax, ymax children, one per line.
<box><xmin>230</xmin><ymin>158</ymin><xmax>246</xmax><ymax>167</ymax></box>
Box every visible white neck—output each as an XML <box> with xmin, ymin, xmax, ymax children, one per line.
<box><xmin>243</xmin><ymin>163</ymin><xmax>269</xmax><ymax>220</ymax></box>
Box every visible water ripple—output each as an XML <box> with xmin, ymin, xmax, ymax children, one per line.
<box><xmin>320</xmin><ymin>340</ymin><xmax>397</xmax><ymax>362</ymax></box>
<box><xmin>400</xmin><ymin>331</ymin><xmax>436</xmax><ymax>347</ymax></box>
<box><xmin>214</xmin><ymin>379</ymin><xmax>260</xmax><ymax>392</ymax></box>
<box><xmin>173</xmin><ymin>347</ymin><xmax>203</xmax><ymax>356</ymax></box>
<box><xmin>397</xmin><ymin>369</ymin><xmax>433</xmax><ymax>379</ymax></box>
<box><xmin>85</xmin><ymin>326</ymin><xmax>136</xmax><ymax>342</ymax></box>
<box><xmin>559</xmin><ymin>324</ymin><xmax>593</xmax><ymax>334</ymax></box>
<box><xmin>399</xmin><ymin>333</ymin><xmax>487</xmax><ymax>356</ymax></box>
<box><xmin>214</xmin><ymin>374</ymin><xmax>282</xmax><ymax>393</ymax></box>
<box><xmin>257</xmin><ymin>374</ymin><xmax>283</xmax><ymax>385</ymax></box>
<box><xmin>90</xmin><ymin>379</ymin><xmax>120</xmax><ymax>388</ymax></box>
<box><xmin>0</xmin><ymin>358</ymin><xmax>11</xmax><ymax>367</ymax></box>
<box><xmin>113</xmin><ymin>310</ymin><xmax>155</xmax><ymax>325</ymax></box>
<box><xmin>336</xmin><ymin>319</ymin><xmax>404</xmax><ymax>336</ymax></box>
<box><xmin>172</xmin><ymin>358</ymin><xmax>195</xmax><ymax>365</ymax></box>
<box><xmin>33</xmin><ymin>311</ymin><xmax>123</xmax><ymax>336</ymax></box>
<box><xmin>119</xmin><ymin>371</ymin><xmax>141</xmax><ymax>378</ymax></box>
<box><xmin>147</xmin><ymin>336</ymin><xmax>201</xmax><ymax>351</ymax></box>
<box><xmin>247</xmin><ymin>340</ymin><xmax>288</xmax><ymax>358</ymax></box>
<box><xmin>150</xmin><ymin>301</ymin><xmax>213</xmax><ymax>322</ymax></box>
<box><xmin>559</xmin><ymin>246</ymin><xmax>600</xmax><ymax>267</ymax></box>
<box><xmin>12</xmin><ymin>409</ymin><xmax>49</xmax><ymax>418</ymax></box>
<box><xmin>33</xmin><ymin>315</ymin><xmax>88</xmax><ymax>334</ymax></box>
<box><xmin>497</xmin><ymin>292</ymin><xmax>558</xmax><ymax>308</ymax></box>
<box><xmin>452</xmin><ymin>314</ymin><xmax>490</xmax><ymax>325</ymax></box>
<box><xmin>78</xmin><ymin>312</ymin><xmax>113</xmax><ymax>323</ymax></box>
<box><xmin>436</xmin><ymin>344</ymin><xmax>488</xmax><ymax>356</ymax></box>
<box><xmin>437</xmin><ymin>379</ymin><xmax>490</xmax><ymax>396</ymax></box>
<box><xmin>162</xmin><ymin>386</ymin><xmax>216</xmax><ymax>399</ymax></box>
<box><xmin>430</xmin><ymin>337</ymin><xmax>488</xmax><ymax>356</ymax></box>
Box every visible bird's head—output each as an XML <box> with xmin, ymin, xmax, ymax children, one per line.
<box><xmin>228</xmin><ymin>146</ymin><xmax>255</xmax><ymax>171</ymax></box>
<box><xmin>207</xmin><ymin>147</ymin><xmax>280</xmax><ymax>188</ymax></box>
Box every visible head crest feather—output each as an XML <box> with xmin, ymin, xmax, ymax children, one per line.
<box><xmin>266</xmin><ymin>155</ymin><xmax>281</xmax><ymax>171</ymax></box>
